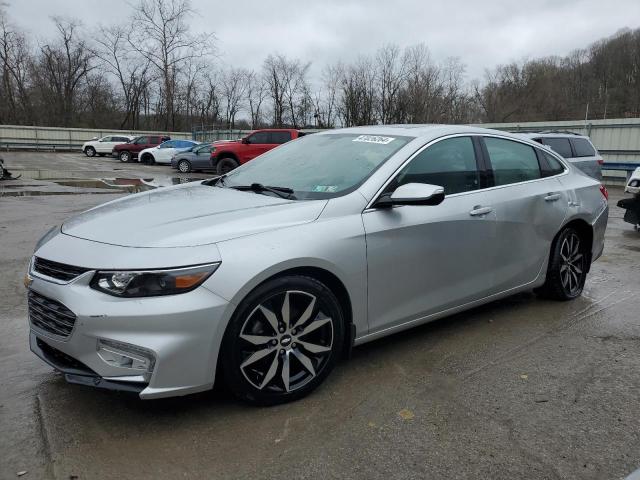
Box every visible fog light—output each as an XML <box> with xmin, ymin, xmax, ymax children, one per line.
<box><xmin>97</xmin><ymin>339</ymin><xmax>155</xmax><ymax>372</ymax></box>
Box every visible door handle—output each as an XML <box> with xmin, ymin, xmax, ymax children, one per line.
<box><xmin>469</xmin><ymin>206</ymin><xmax>493</xmax><ymax>216</ymax></box>
<box><xmin>544</xmin><ymin>193</ymin><xmax>561</xmax><ymax>202</ymax></box>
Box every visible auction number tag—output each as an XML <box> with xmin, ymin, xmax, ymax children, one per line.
<box><xmin>352</xmin><ymin>135</ymin><xmax>395</xmax><ymax>145</ymax></box>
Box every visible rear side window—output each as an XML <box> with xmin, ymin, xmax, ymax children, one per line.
<box><xmin>485</xmin><ymin>137</ymin><xmax>541</xmax><ymax>186</ymax></box>
<box><xmin>248</xmin><ymin>132</ymin><xmax>270</xmax><ymax>144</ymax></box>
<box><xmin>391</xmin><ymin>137</ymin><xmax>480</xmax><ymax>195</ymax></box>
<box><xmin>543</xmin><ymin>138</ymin><xmax>573</xmax><ymax>158</ymax></box>
<box><xmin>270</xmin><ymin>132</ymin><xmax>292</xmax><ymax>144</ymax></box>
<box><xmin>541</xmin><ymin>152</ymin><xmax>566</xmax><ymax>177</ymax></box>
<box><xmin>570</xmin><ymin>138</ymin><xmax>596</xmax><ymax>157</ymax></box>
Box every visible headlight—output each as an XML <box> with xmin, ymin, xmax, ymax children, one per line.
<box><xmin>90</xmin><ymin>263</ymin><xmax>220</xmax><ymax>297</ymax></box>
<box><xmin>210</xmin><ymin>147</ymin><xmax>216</xmax><ymax>154</ymax></box>
<box><xmin>34</xmin><ymin>225</ymin><xmax>60</xmax><ymax>252</ymax></box>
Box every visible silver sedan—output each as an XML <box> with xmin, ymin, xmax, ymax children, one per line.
<box><xmin>27</xmin><ymin>125</ymin><xmax>609</xmax><ymax>404</ymax></box>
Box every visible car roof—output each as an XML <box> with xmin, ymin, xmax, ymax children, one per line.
<box><xmin>318</xmin><ymin>124</ymin><xmax>540</xmax><ymax>144</ymax></box>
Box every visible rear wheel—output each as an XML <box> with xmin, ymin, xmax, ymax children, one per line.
<box><xmin>119</xmin><ymin>151</ymin><xmax>132</xmax><ymax>163</ymax></box>
<box><xmin>216</xmin><ymin>157</ymin><xmax>239</xmax><ymax>175</ymax></box>
<box><xmin>177</xmin><ymin>160</ymin><xmax>192</xmax><ymax>173</ymax></box>
<box><xmin>222</xmin><ymin>275</ymin><xmax>344</xmax><ymax>405</ymax></box>
<box><xmin>84</xmin><ymin>146</ymin><xmax>96</xmax><ymax>157</ymax></box>
<box><xmin>537</xmin><ymin>227</ymin><xmax>588</xmax><ymax>300</ymax></box>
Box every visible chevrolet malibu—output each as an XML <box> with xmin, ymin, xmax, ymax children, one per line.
<box><xmin>27</xmin><ymin>125</ymin><xmax>608</xmax><ymax>405</ymax></box>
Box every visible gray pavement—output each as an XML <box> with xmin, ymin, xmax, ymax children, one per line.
<box><xmin>1</xmin><ymin>152</ymin><xmax>639</xmax><ymax>480</ymax></box>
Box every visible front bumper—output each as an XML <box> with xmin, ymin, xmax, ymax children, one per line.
<box><xmin>28</xmin><ymin>271</ymin><xmax>233</xmax><ymax>399</ymax></box>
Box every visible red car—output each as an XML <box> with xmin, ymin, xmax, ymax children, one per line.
<box><xmin>212</xmin><ymin>129</ymin><xmax>305</xmax><ymax>174</ymax></box>
<box><xmin>112</xmin><ymin>135</ymin><xmax>170</xmax><ymax>163</ymax></box>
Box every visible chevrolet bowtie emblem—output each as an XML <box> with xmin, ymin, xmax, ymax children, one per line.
<box><xmin>24</xmin><ymin>274</ymin><xmax>33</xmax><ymax>289</ymax></box>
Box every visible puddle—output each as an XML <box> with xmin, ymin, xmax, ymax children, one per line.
<box><xmin>1</xmin><ymin>177</ymin><xmax>205</xmax><ymax>197</ymax></box>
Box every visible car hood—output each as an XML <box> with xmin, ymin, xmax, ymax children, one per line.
<box><xmin>61</xmin><ymin>182</ymin><xmax>327</xmax><ymax>248</ymax></box>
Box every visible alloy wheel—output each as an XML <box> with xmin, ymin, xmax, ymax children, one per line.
<box><xmin>120</xmin><ymin>151</ymin><xmax>130</xmax><ymax>163</ymax></box>
<box><xmin>86</xmin><ymin>147</ymin><xmax>95</xmax><ymax>157</ymax></box>
<box><xmin>238</xmin><ymin>290</ymin><xmax>333</xmax><ymax>393</ymax></box>
<box><xmin>178</xmin><ymin>160</ymin><xmax>190</xmax><ymax>173</ymax></box>
<box><xmin>559</xmin><ymin>232</ymin><xmax>584</xmax><ymax>295</ymax></box>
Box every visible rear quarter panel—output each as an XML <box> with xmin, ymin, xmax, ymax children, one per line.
<box><xmin>557</xmin><ymin>169</ymin><xmax>608</xmax><ymax>260</ymax></box>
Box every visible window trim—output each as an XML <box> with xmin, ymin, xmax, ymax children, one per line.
<box><xmin>365</xmin><ymin>133</ymin><xmax>570</xmax><ymax>211</ymax></box>
<box><xmin>478</xmin><ymin>134</ymin><xmax>569</xmax><ymax>192</ymax></box>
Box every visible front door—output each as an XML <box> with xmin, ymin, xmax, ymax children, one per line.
<box><xmin>363</xmin><ymin>136</ymin><xmax>497</xmax><ymax>334</ymax></box>
<box><xmin>242</xmin><ymin>131</ymin><xmax>271</xmax><ymax>162</ymax></box>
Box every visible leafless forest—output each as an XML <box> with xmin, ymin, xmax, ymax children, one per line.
<box><xmin>1</xmin><ymin>0</ymin><xmax>639</xmax><ymax>131</ymax></box>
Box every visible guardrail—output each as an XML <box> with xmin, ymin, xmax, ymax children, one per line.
<box><xmin>0</xmin><ymin>124</ymin><xmax>192</xmax><ymax>151</ymax></box>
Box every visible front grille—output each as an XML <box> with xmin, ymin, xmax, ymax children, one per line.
<box><xmin>33</xmin><ymin>257</ymin><xmax>90</xmax><ymax>282</ymax></box>
<box><xmin>28</xmin><ymin>290</ymin><xmax>77</xmax><ymax>338</ymax></box>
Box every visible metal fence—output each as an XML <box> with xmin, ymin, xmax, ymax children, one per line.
<box><xmin>0</xmin><ymin>124</ymin><xmax>192</xmax><ymax>151</ymax></box>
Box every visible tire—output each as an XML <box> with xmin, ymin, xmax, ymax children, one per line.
<box><xmin>222</xmin><ymin>275</ymin><xmax>344</xmax><ymax>405</ymax></box>
<box><xmin>177</xmin><ymin>159</ymin><xmax>192</xmax><ymax>173</ymax></box>
<box><xmin>85</xmin><ymin>146</ymin><xmax>96</xmax><ymax>157</ymax></box>
<box><xmin>216</xmin><ymin>157</ymin><xmax>239</xmax><ymax>175</ymax></box>
<box><xmin>141</xmin><ymin>153</ymin><xmax>155</xmax><ymax>165</ymax></box>
<box><xmin>536</xmin><ymin>227</ymin><xmax>589</xmax><ymax>301</ymax></box>
<box><xmin>119</xmin><ymin>151</ymin><xmax>132</xmax><ymax>163</ymax></box>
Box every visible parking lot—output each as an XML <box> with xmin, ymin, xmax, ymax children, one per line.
<box><xmin>1</xmin><ymin>151</ymin><xmax>639</xmax><ymax>480</ymax></box>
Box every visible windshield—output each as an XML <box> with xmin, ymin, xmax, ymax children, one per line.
<box><xmin>222</xmin><ymin>133</ymin><xmax>412</xmax><ymax>199</ymax></box>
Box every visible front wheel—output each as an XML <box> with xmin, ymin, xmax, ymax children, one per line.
<box><xmin>216</xmin><ymin>157</ymin><xmax>239</xmax><ymax>175</ymax></box>
<box><xmin>119</xmin><ymin>151</ymin><xmax>131</xmax><ymax>163</ymax></box>
<box><xmin>537</xmin><ymin>227</ymin><xmax>588</xmax><ymax>300</ymax></box>
<box><xmin>84</xmin><ymin>147</ymin><xmax>96</xmax><ymax>157</ymax></box>
<box><xmin>222</xmin><ymin>276</ymin><xmax>344</xmax><ymax>405</ymax></box>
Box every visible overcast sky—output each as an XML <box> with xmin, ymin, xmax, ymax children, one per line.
<box><xmin>6</xmin><ymin>0</ymin><xmax>640</xmax><ymax>84</ymax></box>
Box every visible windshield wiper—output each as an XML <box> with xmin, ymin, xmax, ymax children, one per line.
<box><xmin>230</xmin><ymin>183</ymin><xmax>295</xmax><ymax>199</ymax></box>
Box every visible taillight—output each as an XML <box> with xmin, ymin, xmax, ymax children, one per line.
<box><xmin>599</xmin><ymin>184</ymin><xmax>609</xmax><ymax>201</ymax></box>
<box><xmin>597</xmin><ymin>158</ymin><xmax>604</xmax><ymax>165</ymax></box>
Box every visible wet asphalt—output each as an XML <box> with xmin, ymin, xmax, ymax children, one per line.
<box><xmin>1</xmin><ymin>152</ymin><xmax>639</xmax><ymax>480</ymax></box>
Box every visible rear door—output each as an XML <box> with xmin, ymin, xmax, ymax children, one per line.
<box><xmin>481</xmin><ymin>136</ymin><xmax>568</xmax><ymax>292</ymax></box>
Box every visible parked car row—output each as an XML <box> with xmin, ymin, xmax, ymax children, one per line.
<box><xmin>81</xmin><ymin>129</ymin><xmax>306</xmax><ymax>175</ymax></box>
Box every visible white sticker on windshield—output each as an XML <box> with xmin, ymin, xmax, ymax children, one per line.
<box><xmin>352</xmin><ymin>135</ymin><xmax>395</xmax><ymax>145</ymax></box>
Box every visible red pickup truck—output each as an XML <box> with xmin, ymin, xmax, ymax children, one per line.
<box><xmin>112</xmin><ymin>135</ymin><xmax>170</xmax><ymax>163</ymax></box>
<box><xmin>212</xmin><ymin>129</ymin><xmax>305</xmax><ymax>174</ymax></box>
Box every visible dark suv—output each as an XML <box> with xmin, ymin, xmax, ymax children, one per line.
<box><xmin>112</xmin><ymin>135</ymin><xmax>170</xmax><ymax>163</ymax></box>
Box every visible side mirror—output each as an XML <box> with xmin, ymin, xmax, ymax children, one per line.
<box><xmin>241</xmin><ymin>137</ymin><xmax>250</xmax><ymax>144</ymax></box>
<box><xmin>374</xmin><ymin>183</ymin><xmax>445</xmax><ymax>208</ymax></box>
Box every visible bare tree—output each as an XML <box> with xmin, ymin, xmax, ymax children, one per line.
<box><xmin>246</xmin><ymin>69</ymin><xmax>267</xmax><ymax>128</ymax></box>
<box><xmin>129</xmin><ymin>0</ymin><xmax>214</xmax><ymax>130</ymax></box>
<box><xmin>34</xmin><ymin>17</ymin><xmax>95</xmax><ymax>126</ymax></box>
<box><xmin>220</xmin><ymin>67</ymin><xmax>247</xmax><ymax>128</ymax></box>
<box><xmin>0</xmin><ymin>9</ymin><xmax>32</xmax><ymax>123</ymax></box>
<box><xmin>94</xmin><ymin>25</ymin><xmax>153</xmax><ymax>128</ymax></box>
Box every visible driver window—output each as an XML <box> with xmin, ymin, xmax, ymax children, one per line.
<box><xmin>134</xmin><ymin>137</ymin><xmax>148</xmax><ymax>145</ymax></box>
<box><xmin>100</xmin><ymin>136</ymin><xmax>112</xmax><ymax>142</ymax></box>
<box><xmin>388</xmin><ymin>137</ymin><xmax>480</xmax><ymax>195</ymax></box>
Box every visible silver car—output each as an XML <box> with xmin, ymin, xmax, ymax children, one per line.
<box><xmin>27</xmin><ymin>125</ymin><xmax>609</xmax><ymax>404</ymax></box>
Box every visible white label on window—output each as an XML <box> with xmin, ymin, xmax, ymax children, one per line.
<box><xmin>352</xmin><ymin>135</ymin><xmax>395</xmax><ymax>145</ymax></box>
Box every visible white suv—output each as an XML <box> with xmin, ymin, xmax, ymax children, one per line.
<box><xmin>82</xmin><ymin>135</ymin><xmax>133</xmax><ymax>157</ymax></box>
<box><xmin>519</xmin><ymin>132</ymin><xmax>603</xmax><ymax>180</ymax></box>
